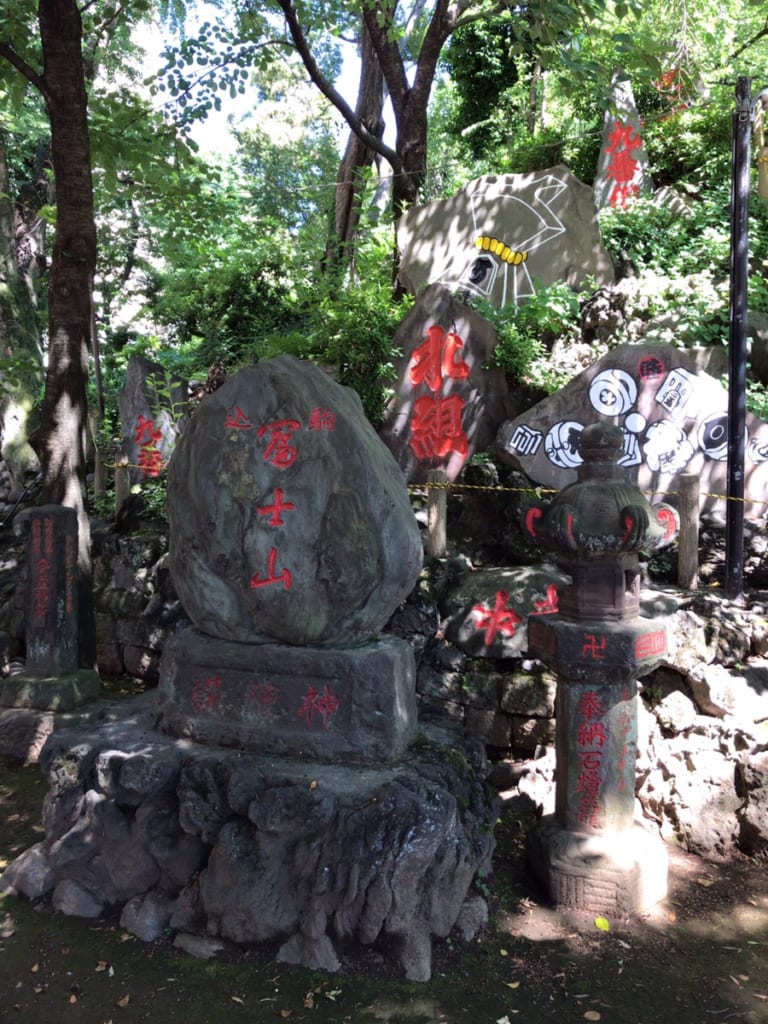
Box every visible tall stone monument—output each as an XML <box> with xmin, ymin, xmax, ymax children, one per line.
<box><xmin>156</xmin><ymin>355</ymin><xmax>424</xmax><ymax>762</ymax></box>
<box><xmin>521</xmin><ymin>422</ymin><xmax>676</xmax><ymax>915</ymax></box>
<box><xmin>1</xmin><ymin>357</ymin><xmax>497</xmax><ymax>983</ymax></box>
<box><xmin>0</xmin><ymin>505</ymin><xmax>100</xmax><ymax>712</ymax></box>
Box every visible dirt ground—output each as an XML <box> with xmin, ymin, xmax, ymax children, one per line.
<box><xmin>2</xmin><ymin>755</ymin><xmax>768</xmax><ymax>1024</ymax></box>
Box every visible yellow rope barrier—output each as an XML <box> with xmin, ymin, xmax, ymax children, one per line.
<box><xmin>105</xmin><ymin>460</ymin><xmax>768</xmax><ymax>508</ymax></box>
<box><xmin>410</xmin><ymin>479</ymin><xmax>768</xmax><ymax>507</ymax></box>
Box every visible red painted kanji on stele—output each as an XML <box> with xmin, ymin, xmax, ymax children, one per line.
<box><xmin>410</xmin><ymin>394</ymin><xmax>469</xmax><ymax>461</ymax></box>
<box><xmin>246</xmin><ymin>680</ymin><xmax>279</xmax><ymax>723</ymax></box>
<box><xmin>250</xmin><ymin>545</ymin><xmax>292</xmax><ymax>591</ymax></box>
<box><xmin>308</xmin><ymin>407</ymin><xmax>336</xmax><ymax>432</ymax></box>
<box><xmin>605</xmin><ymin>120</ymin><xmax>643</xmax><ymax>208</ymax></box>
<box><xmin>135</xmin><ymin>414</ymin><xmax>164</xmax><ymax>477</ymax></box>
<box><xmin>472</xmin><ymin>589</ymin><xmax>522</xmax><ymax>645</ymax></box>
<box><xmin>258</xmin><ymin>419</ymin><xmax>301</xmax><ymax>469</ymax></box>
<box><xmin>581</xmin><ymin>633</ymin><xmax>607</xmax><ymax>660</ymax></box>
<box><xmin>408</xmin><ymin>325</ymin><xmax>470</xmax><ymax>465</ymax></box>
<box><xmin>410</xmin><ymin>325</ymin><xmax>471</xmax><ymax>393</ymax></box>
<box><xmin>297</xmin><ymin>685</ymin><xmax>340</xmax><ymax>731</ymax></box>
<box><xmin>575</xmin><ymin>689</ymin><xmax>606</xmax><ymax>830</ymax></box>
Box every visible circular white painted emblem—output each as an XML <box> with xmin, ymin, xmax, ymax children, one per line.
<box><xmin>588</xmin><ymin>368</ymin><xmax>638</xmax><ymax>417</ymax></box>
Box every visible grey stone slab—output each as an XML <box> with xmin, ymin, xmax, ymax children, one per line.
<box><xmin>497</xmin><ymin>343</ymin><xmax>768</xmax><ymax>520</ymax></box>
<box><xmin>1</xmin><ymin>670</ymin><xmax>101</xmax><ymax>712</ymax></box>
<box><xmin>379</xmin><ymin>284</ymin><xmax>508</xmax><ymax>483</ymax></box>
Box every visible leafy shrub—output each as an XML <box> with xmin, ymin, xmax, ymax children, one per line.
<box><xmin>479</xmin><ymin>281</ymin><xmax>584</xmax><ymax>390</ymax></box>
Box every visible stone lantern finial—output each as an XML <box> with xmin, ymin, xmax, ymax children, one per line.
<box><xmin>523</xmin><ymin>420</ymin><xmax>678</xmax><ymax>621</ymax></box>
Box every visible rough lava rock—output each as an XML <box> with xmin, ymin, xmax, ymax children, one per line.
<box><xmin>167</xmin><ymin>356</ymin><xmax>422</xmax><ymax>646</ymax></box>
<box><xmin>0</xmin><ymin>708</ymin><xmax>497</xmax><ymax>981</ymax></box>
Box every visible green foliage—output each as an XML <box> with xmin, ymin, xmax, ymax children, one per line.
<box><xmin>598</xmin><ymin>186</ymin><xmax>768</xmax><ymax>352</ymax></box>
<box><xmin>277</xmin><ymin>226</ymin><xmax>413</xmax><ymax>427</ymax></box>
<box><xmin>478</xmin><ymin>281</ymin><xmax>583</xmax><ymax>390</ymax></box>
<box><xmin>442</xmin><ymin>19</ymin><xmax>525</xmax><ymax>160</ymax></box>
<box><xmin>642</xmin><ymin>94</ymin><xmax>733</xmax><ymax>188</ymax></box>
<box><xmin>147</xmin><ymin>246</ymin><xmax>299</xmax><ymax>377</ymax></box>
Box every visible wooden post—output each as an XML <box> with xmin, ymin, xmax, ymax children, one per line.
<box><xmin>427</xmin><ymin>469</ymin><xmax>447</xmax><ymax>557</ymax></box>
<box><xmin>677</xmin><ymin>473</ymin><xmax>699</xmax><ymax>590</ymax></box>
<box><xmin>114</xmin><ymin>456</ymin><xmax>131</xmax><ymax>517</ymax></box>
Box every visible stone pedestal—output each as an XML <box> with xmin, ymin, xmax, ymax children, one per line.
<box><xmin>1</xmin><ymin>671</ymin><xmax>101</xmax><ymax>713</ymax></box>
<box><xmin>155</xmin><ymin>627</ymin><xmax>418</xmax><ymax>764</ymax></box>
<box><xmin>528</xmin><ymin>815</ymin><xmax>669</xmax><ymax>916</ymax></box>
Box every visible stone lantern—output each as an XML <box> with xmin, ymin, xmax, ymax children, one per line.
<box><xmin>522</xmin><ymin>421</ymin><xmax>677</xmax><ymax>915</ymax></box>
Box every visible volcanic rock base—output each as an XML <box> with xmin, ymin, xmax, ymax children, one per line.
<box><xmin>0</xmin><ymin>698</ymin><xmax>496</xmax><ymax>981</ymax></box>
<box><xmin>155</xmin><ymin>629</ymin><xmax>418</xmax><ymax>764</ymax></box>
<box><xmin>527</xmin><ymin>814</ymin><xmax>669</xmax><ymax>916</ymax></box>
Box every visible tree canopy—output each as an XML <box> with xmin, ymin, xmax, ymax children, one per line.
<box><xmin>1</xmin><ymin>0</ymin><xmax>768</xmax><ymax>577</ymax></box>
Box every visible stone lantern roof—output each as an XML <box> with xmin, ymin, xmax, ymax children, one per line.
<box><xmin>523</xmin><ymin>421</ymin><xmax>677</xmax><ymax>621</ymax></box>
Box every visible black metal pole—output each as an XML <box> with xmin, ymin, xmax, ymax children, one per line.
<box><xmin>725</xmin><ymin>77</ymin><xmax>752</xmax><ymax>601</ymax></box>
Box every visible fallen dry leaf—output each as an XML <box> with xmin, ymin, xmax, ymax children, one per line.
<box><xmin>231</xmin><ymin>995</ymin><xmax>245</xmax><ymax>1005</ymax></box>
<box><xmin>95</xmin><ymin>961</ymin><xmax>109</xmax><ymax>973</ymax></box>
<box><xmin>754</xmin><ymin>994</ymin><xmax>768</xmax><ymax>1001</ymax></box>
<box><xmin>309</xmin><ymin>780</ymin><xmax>318</xmax><ymax>790</ymax></box>
<box><xmin>116</xmin><ymin>994</ymin><xmax>131</xmax><ymax>1008</ymax></box>
<box><xmin>584</xmin><ymin>1012</ymin><xmax>601</xmax><ymax>1021</ymax></box>
<box><xmin>30</xmin><ymin>963</ymin><xmax>40</xmax><ymax>973</ymax></box>
<box><xmin>303</xmin><ymin>993</ymin><xmax>315</xmax><ymax>1008</ymax></box>
<box><xmin>499</xmin><ymin>948</ymin><xmax>509</xmax><ymax>957</ymax></box>
<box><xmin>696</xmin><ymin>877</ymin><xmax>714</xmax><ymax>888</ymax></box>
<box><xmin>505</xmin><ymin>981</ymin><xmax>520</xmax><ymax>990</ymax></box>
<box><xmin>280</xmin><ymin>1011</ymin><xmax>292</xmax><ymax>1019</ymax></box>
<box><xmin>69</xmin><ymin>994</ymin><xmax>78</xmax><ymax>1005</ymax></box>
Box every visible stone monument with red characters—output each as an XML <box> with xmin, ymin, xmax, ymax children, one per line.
<box><xmin>156</xmin><ymin>355</ymin><xmax>424</xmax><ymax>763</ymax></box>
<box><xmin>521</xmin><ymin>421</ymin><xmax>677</xmax><ymax>914</ymax></box>
<box><xmin>1</xmin><ymin>506</ymin><xmax>100</xmax><ymax>712</ymax></box>
<box><xmin>1</xmin><ymin>358</ymin><xmax>496</xmax><ymax>984</ymax></box>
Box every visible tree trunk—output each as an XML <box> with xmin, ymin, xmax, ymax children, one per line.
<box><xmin>0</xmin><ymin>129</ymin><xmax>44</xmax><ymax>481</ymax></box>
<box><xmin>323</xmin><ymin>21</ymin><xmax>384</xmax><ymax>278</ymax></box>
<box><xmin>527</xmin><ymin>56</ymin><xmax>543</xmax><ymax>134</ymax></box>
<box><xmin>29</xmin><ymin>0</ymin><xmax>98</xmax><ymax>668</ymax></box>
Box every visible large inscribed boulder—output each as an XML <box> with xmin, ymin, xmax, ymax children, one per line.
<box><xmin>396</xmin><ymin>166</ymin><xmax>613</xmax><ymax>307</ymax></box>
<box><xmin>119</xmin><ymin>354</ymin><xmax>187</xmax><ymax>482</ymax></box>
<box><xmin>593</xmin><ymin>74</ymin><xmax>652</xmax><ymax>210</ymax></box>
<box><xmin>497</xmin><ymin>344</ymin><xmax>768</xmax><ymax>520</ymax></box>
<box><xmin>167</xmin><ymin>356</ymin><xmax>422</xmax><ymax>646</ymax></box>
<box><xmin>379</xmin><ymin>285</ymin><xmax>508</xmax><ymax>482</ymax></box>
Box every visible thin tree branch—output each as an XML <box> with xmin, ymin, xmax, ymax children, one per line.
<box><xmin>0</xmin><ymin>42</ymin><xmax>48</xmax><ymax>101</ymax></box>
<box><xmin>729</xmin><ymin>18</ymin><xmax>768</xmax><ymax>64</ymax></box>
<box><xmin>276</xmin><ymin>0</ymin><xmax>398</xmax><ymax>168</ymax></box>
